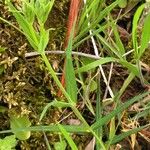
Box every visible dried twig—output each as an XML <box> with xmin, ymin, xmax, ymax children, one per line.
<box><xmin>25</xmin><ymin>50</ymin><xmax>100</xmax><ymax>60</ymax></box>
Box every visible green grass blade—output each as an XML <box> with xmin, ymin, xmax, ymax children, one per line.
<box><xmin>105</xmin><ymin>117</ymin><xmax>116</xmax><ymax>149</ymax></box>
<box><xmin>58</xmin><ymin>124</ymin><xmax>78</xmax><ymax>150</ymax></box>
<box><xmin>95</xmin><ymin>73</ymin><xmax>103</xmax><ymax>150</ymax></box>
<box><xmin>65</xmin><ymin>56</ymin><xmax>77</xmax><ymax>103</ymax></box>
<box><xmin>110</xmin><ymin>124</ymin><xmax>150</xmax><ymax>144</ymax></box>
<box><xmin>133</xmin><ymin>106</ymin><xmax>150</xmax><ymax>119</ymax></box>
<box><xmin>38</xmin><ymin>28</ymin><xmax>50</xmax><ymax>53</ymax></box>
<box><xmin>78</xmin><ymin>0</ymin><xmax>102</xmax><ymax>31</ymax></box>
<box><xmin>91</xmin><ymin>92</ymin><xmax>149</xmax><ymax>130</ymax></box>
<box><xmin>76</xmin><ymin>0</ymin><xmax>121</xmax><ymax>43</ymax></box>
<box><xmin>40</xmin><ymin>100</ymin><xmax>72</xmax><ymax>121</ymax></box>
<box><xmin>34</xmin><ymin>0</ymin><xmax>54</xmax><ymax>25</ymax></box>
<box><xmin>119</xmin><ymin>60</ymin><xmax>139</xmax><ymax>77</ymax></box>
<box><xmin>0</xmin><ymin>125</ymin><xmax>89</xmax><ymax>134</ymax></box>
<box><xmin>74</xmin><ymin>22</ymin><xmax>111</xmax><ymax>49</ymax></box>
<box><xmin>115</xmin><ymin>72</ymin><xmax>135</xmax><ymax>102</ymax></box>
<box><xmin>41</xmin><ymin>0</ymin><xmax>54</xmax><ymax>24</ymax></box>
<box><xmin>43</xmin><ymin>132</ymin><xmax>52</xmax><ymax>150</ymax></box>
<box><xmin>6</xmin><ymin>1</ymin><xmax>39</xmax><ymax>49</ymax></box>
<box><xmin>65</xmin><ymin>24</ymin><xmax>77</xmax><ymax>103</ymax></box>
<box><xmin>22</xmin><ymin>0</ymin><xmax>35</xmax><ymax>24</ymax></box>
<box><xmin>139</xmin><ymin>13</ymin><xmax>150</xmax><ymax>58</ymax></box>
<box><xmin>132</xmin><ymin>4</ymin><xmax>145</xmax><ymax>58</ymax></box>
<box><xmin>96</xmin><ymin>34</ymin><xmax>123</xmax><ymax>59</ymax></box>
<box><xmin>109</xmin><ymin>17</ymin><xmax>125</xmax><ymax>56</ymax></box>
<box><xmin>76</xmin><ymin>57</ymin><xmax>117</xmax><ymax>73</ymax></box>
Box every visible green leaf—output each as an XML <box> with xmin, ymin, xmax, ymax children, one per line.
<box><xmin>95</xmin><ymin>73</ymin><xmax>102</xmax><ymax>150</ymax></box>
<box><xmin>110</xmin><ymin>17</ymin><xmax>125</xmax><ymax>56</ymax></box>
<box><xmin>54</xmin><ymin>140</ymin><xmax>67</xmax><ymax>150</ymax></box>
<box><xmin>109</xmin><ymin>117</ymin><xmax>116</xmax><ymax>140</ymax></box>
<box><xmin>40</xmin><ymin>100</ymin><xmax>72</xmax><ymax>121</ymax></box>
<box><xmin>22</xmin><ymin>0</ymin><xmax>35</xmax><ymax>24</ymax></box>
<box><xmin>81</xmin><ymin>57</ymin><xmax>95</xmax><ymax>65</ymax></box>
<box><xmin>0</xmin><ymin>135</ymin><xmax>17</xmax><ymax>150</ymax></box>
<box><xmin>10</xmin><ymin>116</ymin><xmax>31</xmax><ymax>140</ymax></box>
<box><xmin>58</xmin><ymin>124</ymin><xmax>78</xmax><ymax>150</ymax></box>
<box><xmin>91</xmin><ymin>92</ymin><xmax>149</xmax><ymax>130</ymax></box>
<box><xmin>139</xmin><ymin>13</ymin><xmax>150</xmax><ymax>58</ymax></box>
<box><xmin>65</xmin><ymin>24</ymin><xmax>77</xmax><ymax>103</ymax></box>
<box><xmin>0</xmin><ymin>46</ymin><xmax>6</xmax><ymax>53</ymax></box>
<box><xmin>6</xmin><ymin>1</ymin><xmax>38</xmax><ymax>49</ymax></box>
<box><xmin>118</xmin><ymin>0</ymin><xmax>127</xmax><ymax>8</ymax></box>
<box><xmin>35</xmin><ymin>0</ymin><xmax>54</xmax><ymax>24</ymax></box>
<box><xmin>76</xmin><ymin>57</ymin><xmax>117</xmax><ymax>73</ymax></box>
<box><xmin>110</xmin><ymin>124</ymin><xmax>150</xmax><ymax>144</ymax></box>
<box><xmin>89</xmin><ymin>80</ymin><xmax>97</xmax><ymax>92</ymax></box>
<box><xmin>119</xmin><ymin>60</ymin><xmax>139</xmax><ymax>77</ymax></box>
<box><xmin>132</xmin><ymin>4</ymin><xmax>145</xmax><ymax>58</ymax></box>
<box><xmin>65</xmin><ymin>57</ymin><xmax>77</xmax><ymax>103</ymax></box>
<box><xmin>106</xmin><ymin>117</ymin><xmax>116</xmax><ymax>149</ymax></box>
<box><xmin>42</xmin><ymin>0</ymin><xmax>54</xmax><ymax>24</ymax></box>
<box><xmin>38</xmin><ymin>28</ymin><xmax>50</xmax><ymax>53</ymax></box>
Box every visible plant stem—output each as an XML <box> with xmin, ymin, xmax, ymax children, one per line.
<box><xmin>40</xmin><ymin>53</ymin><xmax>106</xmax><ymax>149</ymax></box>
<box><xmin>41</xmin><ymin>53</ymin><xmax>73</xmax><ymax>103</ymax></box>
<box><xmin>58</xmin><ymin>0</ymin><xmax>80</xmax><ymax>96</ymax></box>
<box><xmin>25</xmin><ymin>51</ymin><xmax>101</xmax><ymax>60</ymax></box>
<box><xmin>95</xmin><ymin>71</ymin><xmax>103</xmax><ymax>150</ymax></box>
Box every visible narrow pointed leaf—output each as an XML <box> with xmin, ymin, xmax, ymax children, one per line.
<box><xmin>91</xmin><ymin>92</ymin><xmax>149</xmax><ymax>130</ymax></box>
<box><xmin>132</xmin><ymin>4</ymin><xmax>145</xmax><ymax>58</ymax></box>
<box><xmin>139</xmin><ymin>13</ymin><xmax>150</xmax><ymax>58</ymax></box>
<box><xmin>58</xmin><ymin>124</ymin><xmax>78</xmax><ymax>150</ymax></box>
<box><xmin>110</xmin><ymin>124</ymin><xmax>150</xmax><ymax>144</ymax></box>
<box><xmin>65</xmin><ymin>25</ymin><xmax>77</xmax><ymax>103</ymax></box>
<box><xmin>76</xmin><ymin>57</ymin><xmax>116</xmax><ymax>73</ymax></box>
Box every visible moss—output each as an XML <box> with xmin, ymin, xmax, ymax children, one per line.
<box><xmin>0</xmin><ymin>0</ymin><xmax>70</xmax><ymax>147</ymax></box>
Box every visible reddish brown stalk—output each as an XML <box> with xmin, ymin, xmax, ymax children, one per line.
<box><xmin>57</xmin><ymin>0</ymin><xmax>80</xmax><ymax>97</ymax></box>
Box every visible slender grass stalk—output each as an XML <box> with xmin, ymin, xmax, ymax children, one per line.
<box><xmin>91</xmin><ymin>92</ymin><xmax>149</xmax><ymax>130</ymax></box>
<box><xmin>95</xmin><ymin>72</ymin><xmax>103</xmax><ymax>150</ymax></box>
<box><xmin>115</xmin><ymin>72</ymin><xmax>135</xmax><ymax>103</ymax></box>
<box><xmin>83</xmin><ymin>0</ymin><xmax>114</xmax><ymax>98</ymax></box>
<box><xmin>0</xmin><ymin>125</ymin><xmax>88</xmax><ymax>134</ymax></box>
<box><xmin>76</xmin><ymin>0</ymin><xmax>121</xmax><ymax>43</ymax></box>
<box><xmin>41</xmin><ymin>53</ymin><xmax>106</xmax><ymax>149</ymax></box>
<box><xmin>105</xmin><ymin>117</ymin><xmax>116</xmax><ymax>149</ymax></box>
<box><xmin>0</xmin><ymin>17</ymin><xmax>23</xmax><ymax>34</ymax></box>
<box><xmin>110</xmin><ymin>124</ymin><xmax>150</xmax><ymax>145</ymax></box>
<box><xmin>41</xmin><ymin>53</ymin><xmax>74</xmax><ymax>104</ymax></box>
<box><xmin>43</xmin><ymin>131</ymin><xmax>51</xmax><ymax>150</ymax></box>
<box><xmin>58</xmin><ymin>124</ymin><xmax>78</xmax><ymax>150</ymax></box>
